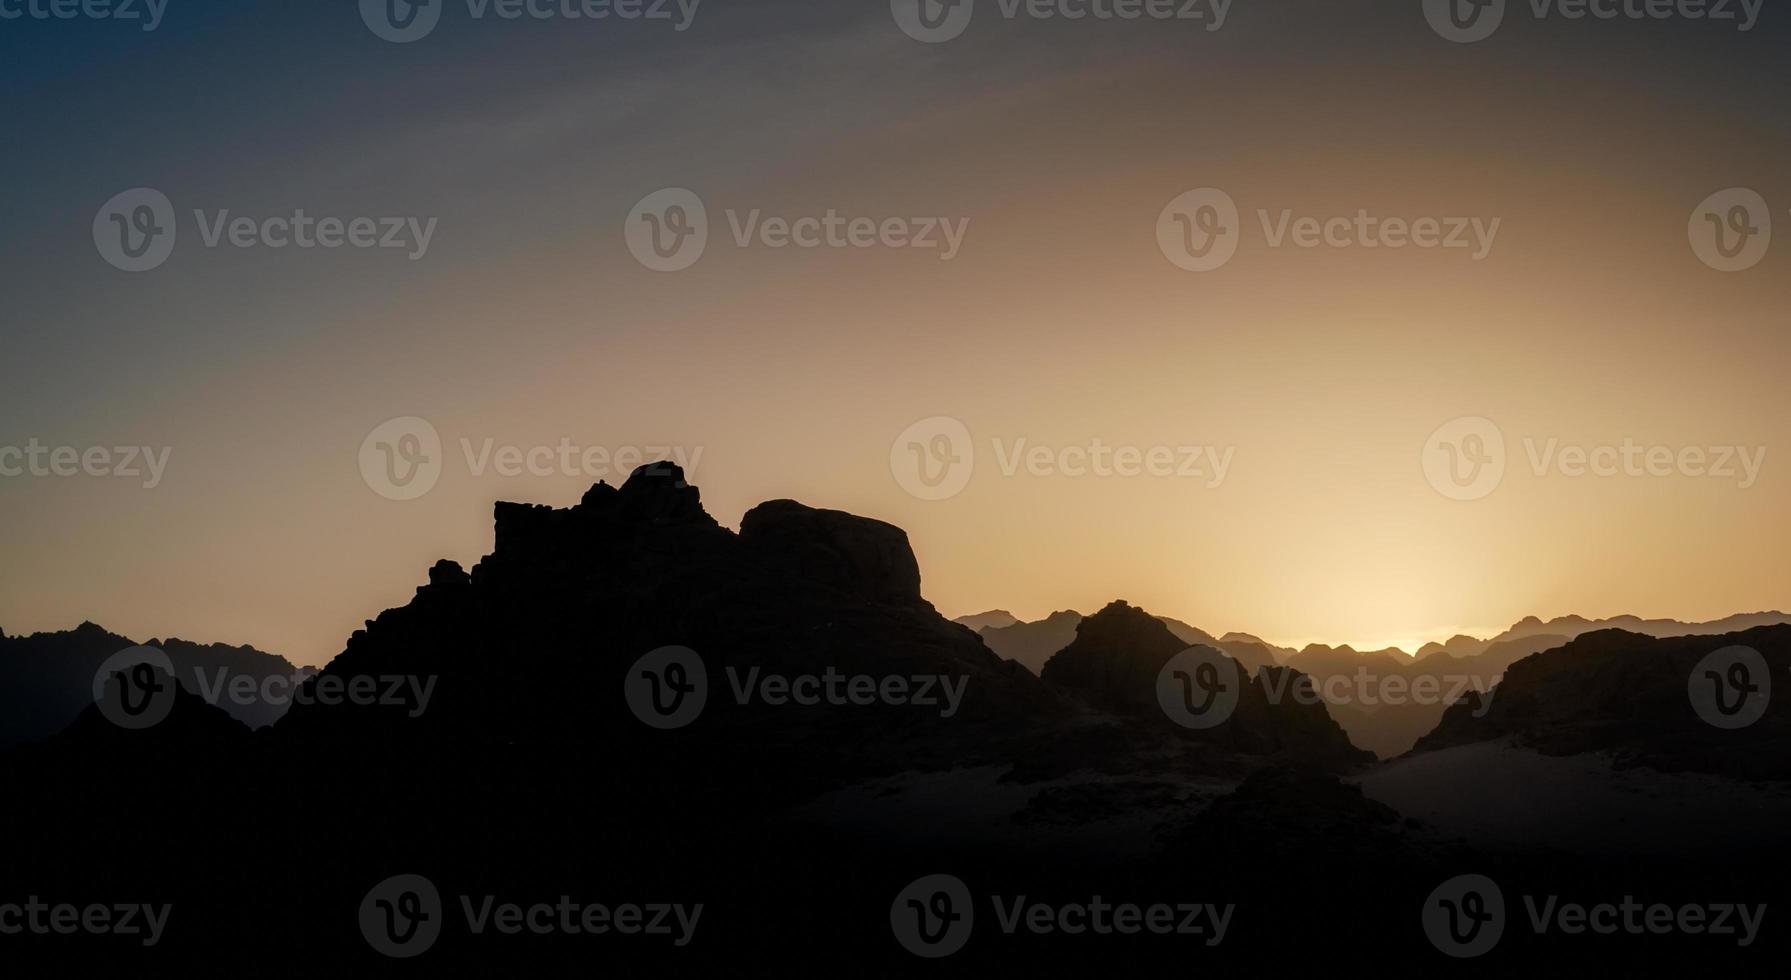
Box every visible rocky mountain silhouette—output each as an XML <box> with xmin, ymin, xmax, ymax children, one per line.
<box><xmin>978</xmin><ymin>609</ymin><xmax>1276</xmax><ymax>676</ymax></box>
<box><xmin>4</xmin><ymin>468</ymin><xmax>1786</xmax><ymax>973</ymax></box>
<box><xmin>1415</xmin><ymin>626</ymin><xmax>1791</xmax><ymax>780</ymax></box>
<box><xmin>975</xmin><ymin>609</ymin><xmax>1084</xmax><ymax>673</ymax></box>
<box><xmin>953</xmin><ymin>609</ymin><xmax>1020</xmax><ymax>631</ymax></box>
<box><xmin>943</xmin><ymin>605</ymin><xmax>1791</xmax><ymax>760</ymax></box>
<box><xmin>1039</xmin><ymin>600</ymin><xmax>1370</xmax><ymax>767</ymax></box>
<box><xmin>0</xmin><ymin>621</ymin><xmax>310</xmax><ymax>747</ymax></box>
<box><xmin>1408</xmin><ymin>611</ymin><xmax>1791</xmax><ymax>662</ymax></box>
<box><xmin>1274</xmin><ymin>633</ymin><xmax>1571</xmax><ymax>759</ymax></box>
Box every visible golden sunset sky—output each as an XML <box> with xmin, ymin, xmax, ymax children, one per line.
<box><xmin>2</xmin><ymin>3</ymin><xmax>1787</xmax><ymax>665</ymax></box>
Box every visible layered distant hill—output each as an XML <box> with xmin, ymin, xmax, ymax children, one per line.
<box><xmin>960</xmin><ymin>608</ymin><xmax>1791</xmax><ymax>758</ymax></box>
<box><xmin>965</xmin><ymin>610</ymin><xmax>1277</xmax><ymax>676</ymax></box>
<box><xmin>1415</xmin><ymin>611</ymin><xmax>1791</xmax><ymax>660</ymax></box>
<box><xmin>0</xmin><ymin>622</ymin><xmax>310</xmax><ymax>747</ymax></box>
<box><xmin>951</xmin><ymin>609</ymin><xmax>1020</xmax><ymax>632</ymax></box>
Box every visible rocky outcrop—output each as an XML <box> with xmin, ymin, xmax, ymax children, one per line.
<box><xmin>1414</xmin><ymin>626</ymin><xmax>1791</xmax><ymax>779</ymax></box>
<box><xmin>1040</xmin><ymin>600</ymin><xmax>1372</xmax><ymax>768</ymax></box>
<box><xmin>739</xmin><ymin>500</ymin><xmax>922</xmax><ymax>605</ymax></box>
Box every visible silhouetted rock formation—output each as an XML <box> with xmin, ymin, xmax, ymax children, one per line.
<box><xmin>5</xmin><ymin>469</ymin><xmax>1790</xmax><ymax>973</ymax></box>
<box><xmin>1039</xmin><ymin>600</ymin><xmax>1371</xmax><ymax>767</ymax></box>
<box><xmin>275</xmin><ymin>464</ymin><xmax>1061</xmax><ymax>797</ymax></box>
<box><xmin>1415</xmin><ymin>626</ymin><xmax>1791</xmax><ymax>779</ymax></box>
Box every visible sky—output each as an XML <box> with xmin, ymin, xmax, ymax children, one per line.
<box><xmin>2</xmin><ymin>1</ymin><xmax>1789</xmax><ymax>666</ymax></box>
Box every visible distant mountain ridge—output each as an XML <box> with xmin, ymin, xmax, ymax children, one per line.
<box><xmin>963</xmin><ymin>610</ymin><xmax>1276</xmax><ymax>676</ymax></box>
<box><xmin>0</xmin><ymin>621</ymin><xmax>310</xmax><ymax>747</ymax></box>
<box><xmin>960</xmin><ymin>608</ymin><xmax>1791</xmax><ymax>758</ymax></box>
<box><xmin>953</xmin><ymin>609</ymin><xmax>1020</xmax><ymax>631</ymax></box>
<box><xmin>963</xmin><ymin>608</ymin><xmax>1791</xmax><ymax>669</ymax></box>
